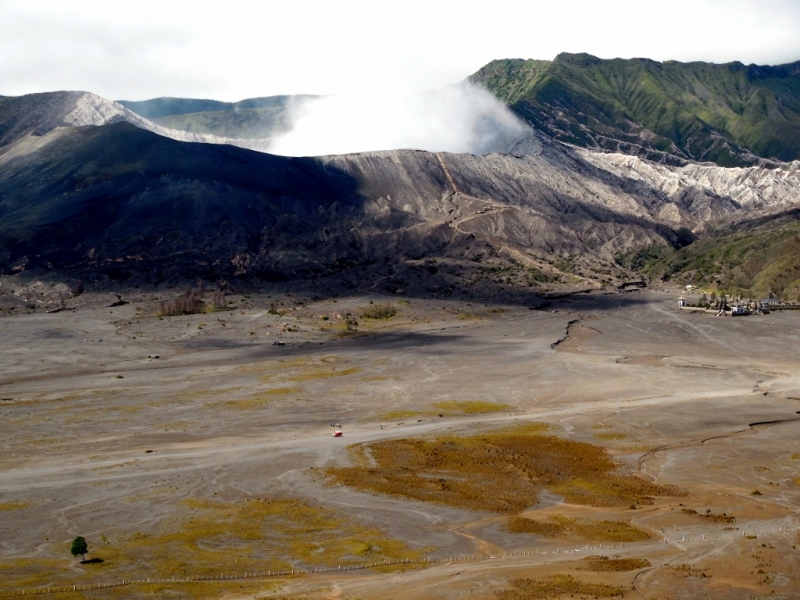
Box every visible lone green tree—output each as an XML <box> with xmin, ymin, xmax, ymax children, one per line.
<box><xmin>70</xmin><ymin>536</ymin><xmax>88</xmax><ymax>561</ymax></box>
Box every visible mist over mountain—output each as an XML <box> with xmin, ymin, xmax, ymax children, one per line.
<box><xmin>471</xmin><ymin>53</ymin><xmax>800</xmax><ymax>168</ymax></box>
<box><xmin>119</xmin><ymin>95</ymin><xmax>319</xmax><ymax>141</ymax></box>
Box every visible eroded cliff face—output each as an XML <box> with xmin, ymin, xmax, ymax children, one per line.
<box><xmin>578</xmin><ymin>151</ymin><xmax>800</xmax><ymax>224</ymax></box>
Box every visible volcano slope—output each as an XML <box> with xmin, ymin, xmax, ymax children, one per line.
<box><xmin>1</xmin><ymin>120</ymin><xmax>798</xmax><ymax>305</ymax></box>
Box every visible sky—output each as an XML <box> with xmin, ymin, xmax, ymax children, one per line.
<box><xmin>2</xmin><ymin>0</ymin><xmax>800</xmax><ymax>101</ymax></box>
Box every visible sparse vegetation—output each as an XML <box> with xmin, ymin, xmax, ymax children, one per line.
<box><xmin>681</xmin><ymin>508</ymin><xmax>735</xmax><ymax>523</ymax></box>
<box><xmin>433</xmin><ymin>400</ymin><xmax>511</xmax><ymax>414</ymax></box>
<box><xmin>361</xmin><ymin>303</ymin><xmax>397</xmax><ymax>319</ymax></box>
<box><xmin>379</xmin><ymin>401</ymin><xmax>511</xmax><ymax>422</ymax></box>
<box><xmin>497</xmin><ymin>574</ymin><xmax>626</xmax><ymax>599</ymax></box>
<box><xmin>505</xmin><ymin>515</ymin><xmax>651</xmax><ymax>542</ymax></box>
<box><xmin>379</xmin><ymin>410</ymin><xmax>423</xmax><ymax>421</ymax></box>
<box><xmin>326</xmin><ymin>424</ymin><xmax>679</xmax><ymax>513</ymax></box>
<box><xmin>671</xmin><ymin>563</ymin><xmax>711</xmax><ymax>579</ymax></box>
<box><xmin>158</xmin><ymin>286</ymin><xmax>225</xmax><ymax>316</ymax></box>
<box><xmin>3</xmin><ymin>497</ymin><xmax>428</xmax><ymax>595</ymax></box>
<box><xmin>594</xmin><ymin>432</ymin><xmax>627</xmax><ymax>441</ymax></box>
<box><xmin>581</xmin><ymin>556</ymin><xmax>651</xmax><ymax>572</ymax></box>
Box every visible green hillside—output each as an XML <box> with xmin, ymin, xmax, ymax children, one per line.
<box><xmin>620</xmin><ymin>211</ymin><xmax>800</xmax><ymax>299</ymax></box>
<box><xmin>120</xmin><ymin>94</ymin><xmax>318</xmax><ymax>139</ymax></box>
<box><xmin>471</xmin><ymin>53</ymin><xmax>800</xmax><ymax>167</ymax></box>
<box><xmin>152</xmin><ymin>106</ymin><xmax>291</xmax><ymax>138</ymax></box>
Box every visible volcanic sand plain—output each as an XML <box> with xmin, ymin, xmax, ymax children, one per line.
<box><xmin>1</xmin><ymin>289</ymin><xmax>799</xmax><ymax>599</ymax></box>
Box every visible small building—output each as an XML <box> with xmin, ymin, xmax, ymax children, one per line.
<box><xmin>761</xmin><ymin>296</ymin><xmax>781</xmax><ymax>307</ymax></box>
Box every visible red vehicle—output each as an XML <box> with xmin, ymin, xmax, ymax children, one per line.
<box><xmin>332</xmin><ymin>430</ymin><xmax>343</xmax><ymax>437</ymax></box>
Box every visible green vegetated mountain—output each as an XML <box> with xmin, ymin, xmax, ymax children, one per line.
<box><xmin>471</xmin><ymin>53</ymin><xmax>800</xmax><ymax>167</ymax></box>
<box><xmin>619</xmin><ymin>211</ymin><xmax>800</xmax><ymax>300</ymax></box>
<box><xmin>120</xmin><ymin>94</ymin><xmax>317</xmax><ymax>139</ymax></box>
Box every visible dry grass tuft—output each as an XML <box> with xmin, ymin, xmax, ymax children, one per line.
<box><xmin>0</xmin><ymin>501</ymin><xmax>30</xmax><ymax>511</ymax></box>
<box><xmin>506</xmin><ymin>515</ymin><xmax>651</xmax><ymax>542</ymax></box>
<box><xmin>790</xmin><ymin>453</ymin><xmax>800</xmax><ymax>460</ymax></box>
<box><xmin>580</xmin><ymin>556</ymin><xmax>651</xmax><ymax>572</ymax></box>
<box><xmin>158</xmin><ymin>286</ymin><xmax>224</xmax><ymax>316</ymax></box>
<box><xmin>223</xmin><ymin>387</ymin><xmax>304</xmax><ymax>409</ymax></box>
<box><xmin>505</xmin><ymin>516</ymin><xmax>563</xmax><ymax>537</ymax></box>
<box><xmin>284</xmin><ymin>367</ymin><xmax>361</xmax><ymax>383</ymax></box>
<box><xmin>681</xmin><ymin>508</ymin><xmax>735</xmax><ymax>523</ymax></box>
<box><xmin>594</xmin><ymin>433</ymin><xmax>627</xmax><ymax>441</ymax></box>
<box><xmin>497</xmin><ymin>574</ymin><xmax>626</xmax><ymax>599</ymax></box>
<box><xmin>362</xmin><ymin>303</ymin><xmax>397</xmax><ymax>319</ymax></box>
<box><xmin>361</xmin><ymin>375</ymin><xmax>394</xmax><ymax>382</ymax></box>
<box><xmin>326</xmin><ymin>425</ymin><xmax>677</xmax><ymax>513</ymax></box>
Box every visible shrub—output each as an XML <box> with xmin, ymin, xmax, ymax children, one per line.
<box><xmin>362</xmin><ymin>303</ymin><xmax>397</xmax><ymax>319</ymax></box>
<box><xmin>158</xmin><ymin>286</ymin><xmax>224</xmax><ymax>316</ymax></box>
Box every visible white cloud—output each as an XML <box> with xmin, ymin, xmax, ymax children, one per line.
<box><xmin>267</xmin><ymin>82</ymin><xmax>530</xmax><ymax>156</ymax></box>
<box><xmin>0</xmin><ymin>0</ymin><xmax>798</xmax><ymax>101</ymax></box>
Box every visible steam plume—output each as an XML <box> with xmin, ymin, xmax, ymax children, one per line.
<box><xmin>267</xmin><ymin>81</ymin><xmax>530</xmax><ymax>157</ymax></box>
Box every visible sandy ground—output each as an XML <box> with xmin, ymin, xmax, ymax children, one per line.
<box><xmin>1</xmin><ymin>289</ymin><xmax>799</xmax><ymax>599</ymax></box>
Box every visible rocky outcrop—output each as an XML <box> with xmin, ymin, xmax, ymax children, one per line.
<box><xmin>577</xmin><ymin>151</ymin><xmax>800</xmax><ymax>229</ymax></box>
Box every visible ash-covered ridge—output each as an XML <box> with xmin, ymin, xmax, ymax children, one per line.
<box><xmin>0</xmin><ymin>115</ymin><xmax>798</xmax><ymax>292</ymax></box>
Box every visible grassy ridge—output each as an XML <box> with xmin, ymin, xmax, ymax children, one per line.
<box><xmin>120</xmin><ymin>94</ymin><xmax>318</xmax><ymax>139</ymax></box>
<box><xmin>471</xmin><ymin>53</ymin><xmax>800</xmax><ymax>166</ymax></box>
<box><xmin>118</xmin><ymin>95</ymin><xmax>314</xmax><ymax>119</ymax></box>
<box><xmin>622</xmin><ymin>214</ymin><xmax>800</xmax><ymax>299</ymax></box>
<box><xmin>153</xmin><ymin>106</ymin><xmax>291</xmax><ymax>139</ymax></box>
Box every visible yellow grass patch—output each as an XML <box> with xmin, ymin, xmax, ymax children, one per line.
<box><xmin>434</xmin><ymin>400</ymin><xmax>512</xmax><ymax>414</ymax></box>
<box><xmin>789</xmin><ymin>453</ymin><xmax>800</xmax><ymax>460</ymax></box>
<box><xmin>2</xmin><ymin>497</ymin><xmax>428</xmax><ymax>596</ymax></box>
<box><xmin>580</xmin><ymin>556</ymin><xmax>651</xmax><ymax>572</ymax></box>
<box><xmin>0</xmin><ymin>501</ymin><xmax>29</xmax><ymax>511</ymax></box>
<box><xmin>379</xmin><ymin>410</ymin><xmax>423</xmax><ymax>421</ymax></box>
<box><xmin>457</xmin><ymin>312</ymin><xmax>482</xmax><ymax>320</ymax></box>
<box><xmin>284</xmin><ymin>367</ymin><xmax>361</xmax><ymax>383</ymax></box>
<box><xmin>326</xmin><ymin>424</ymin><xmax>678</xmax><ymax>513</ymax></box>
<box><xmin>594</xmin><ymin>433</ymin><xmax>627</xmax><ymax>441</ymax></box>
<box><xmin>361</xmin><ymin>303</ymin><xmax>397</xmax><ymax>319</ymax></box>
<box><xmin>497</xmin><ymin>574</ymin><xmax>626</xmax><ymax>599</ymax></box>
<box><xmin>223</xmin><ymin>387</ymin><xmax>303</xmax><ymax>409</ymax></box>
<box><xmin>506</xmin><ymin>515</ymin><xmax>651</xmax><ymax>542</ymax></box>
<box><xmin>361</xmin><ymin>375</ymin><xmax>395</xmax><ymax>382</ymax></box>
<box><xmin>379</xmin><ymin>401</ymin><xmax>513</xmax><ymax>421</ymax></box>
